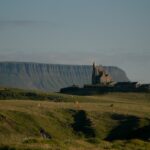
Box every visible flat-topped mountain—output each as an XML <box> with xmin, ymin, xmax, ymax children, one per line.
<box><xmin>0</xmin><ymin>62</ymin><xmax>129</xmax><ymax>91</ymax></box>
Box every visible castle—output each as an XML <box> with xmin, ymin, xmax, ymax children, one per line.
<box><xmin>92</xmin><ymin>62</ymin><xmax>113</xmax><ymax>86</ymax></box>
<box><xmin>60</xmin><ymin>62</ymin><xmax>150</xmax><ymax>95</ymax></box>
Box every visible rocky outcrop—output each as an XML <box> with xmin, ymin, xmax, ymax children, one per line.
<box><xmin>0</xmin><ymin>62</ymin><xmax>129</xmax><ymax>92</ymax></box>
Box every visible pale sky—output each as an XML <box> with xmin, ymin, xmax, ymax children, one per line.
<box><xmin>0</xmin><ymin>0</ymin><xmax>150</xmax><ymax>82</ymax></box>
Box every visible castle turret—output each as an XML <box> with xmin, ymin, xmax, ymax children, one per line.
<box><xmin>92</xmin><ymin>62</ymin><xmax>96</xmax><ymax>84</ymax></box>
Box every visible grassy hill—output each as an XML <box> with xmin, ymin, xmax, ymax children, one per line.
<box><xmin>0</xmin><ymin>88</ymin><xmax>150</xmax><ymax>150</ymax></box>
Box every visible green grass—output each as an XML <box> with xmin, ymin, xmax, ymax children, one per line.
<box><xmin>0</xmin><ymin>89</ymin><xmax>150</xmax><ymax>149</ymax></box>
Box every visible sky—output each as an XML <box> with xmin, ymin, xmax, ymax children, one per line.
<box><xmin>0</xmin><ymin>0</ymin><xmax>150</xmax><ymax>82</ymax></box>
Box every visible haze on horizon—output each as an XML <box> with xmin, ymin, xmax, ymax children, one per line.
<box><xmin>0</xmin><ymin>0</ymin><xmax>150</xmax><ymax>83</ymax></box>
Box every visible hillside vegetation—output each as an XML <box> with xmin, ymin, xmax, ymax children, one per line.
<box><xmin>0</xmin><ymin>89</ymin><xmax>150</xmax><ymax>150</ymax></box>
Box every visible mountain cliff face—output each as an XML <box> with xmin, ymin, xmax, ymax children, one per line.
<box><xmin>0</xmin><ymin>62</ymin><xmax>129</xmax><ymax>92</ymax></box>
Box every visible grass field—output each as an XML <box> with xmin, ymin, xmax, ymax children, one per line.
<box><xmin>0</xmin><ymin>89</ymin><xmax>150</xmax><ymax>150</ymax></box>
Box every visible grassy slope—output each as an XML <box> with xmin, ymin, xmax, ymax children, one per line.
<box><xmin>0</xmin><ymin>90</ymin><xmax>150</xmax><ymax>149</ymax></box>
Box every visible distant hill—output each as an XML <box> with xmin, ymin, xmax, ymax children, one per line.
<box><xmin>0</xmin><ymin>62</ymin><xmax>129</xmax><ymax>91</ymax></box>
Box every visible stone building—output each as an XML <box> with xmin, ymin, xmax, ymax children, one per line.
<box><xmin>92</xmin><ymin>62</ymin><xmax>113</xmax><ymax>86</ymax></box>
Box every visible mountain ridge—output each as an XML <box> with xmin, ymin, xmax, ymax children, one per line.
<box><xmin>0</xmin><ymin>62</ymin><xmax>129</xmax><ymax>91</ymax></box>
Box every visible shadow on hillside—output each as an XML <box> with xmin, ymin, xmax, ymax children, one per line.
<box><xmin>0</xmin><ymin>145</ymin><xmax>16</xmax><ymax>150</ymax></box>
<box><xmin>71</xmin><ymin>110</ymin><xmax>96</xmax><ymax>138</ymax></box>
<box><xmin>105</xmin><ymin>114</ymin><xmax>150</xmax><ymax>141</ymax></box>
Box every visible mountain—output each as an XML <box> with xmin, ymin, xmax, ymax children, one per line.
<box><xmin>0</xmin><ymin>62</ymin><xmax>129</xmax><ymax>92</ymax></box>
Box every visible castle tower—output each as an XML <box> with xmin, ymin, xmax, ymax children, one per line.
<box><xmin>92</xmin><ymin>62</ymin><xmax>96</xmax><ymax>84</ymax></box>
